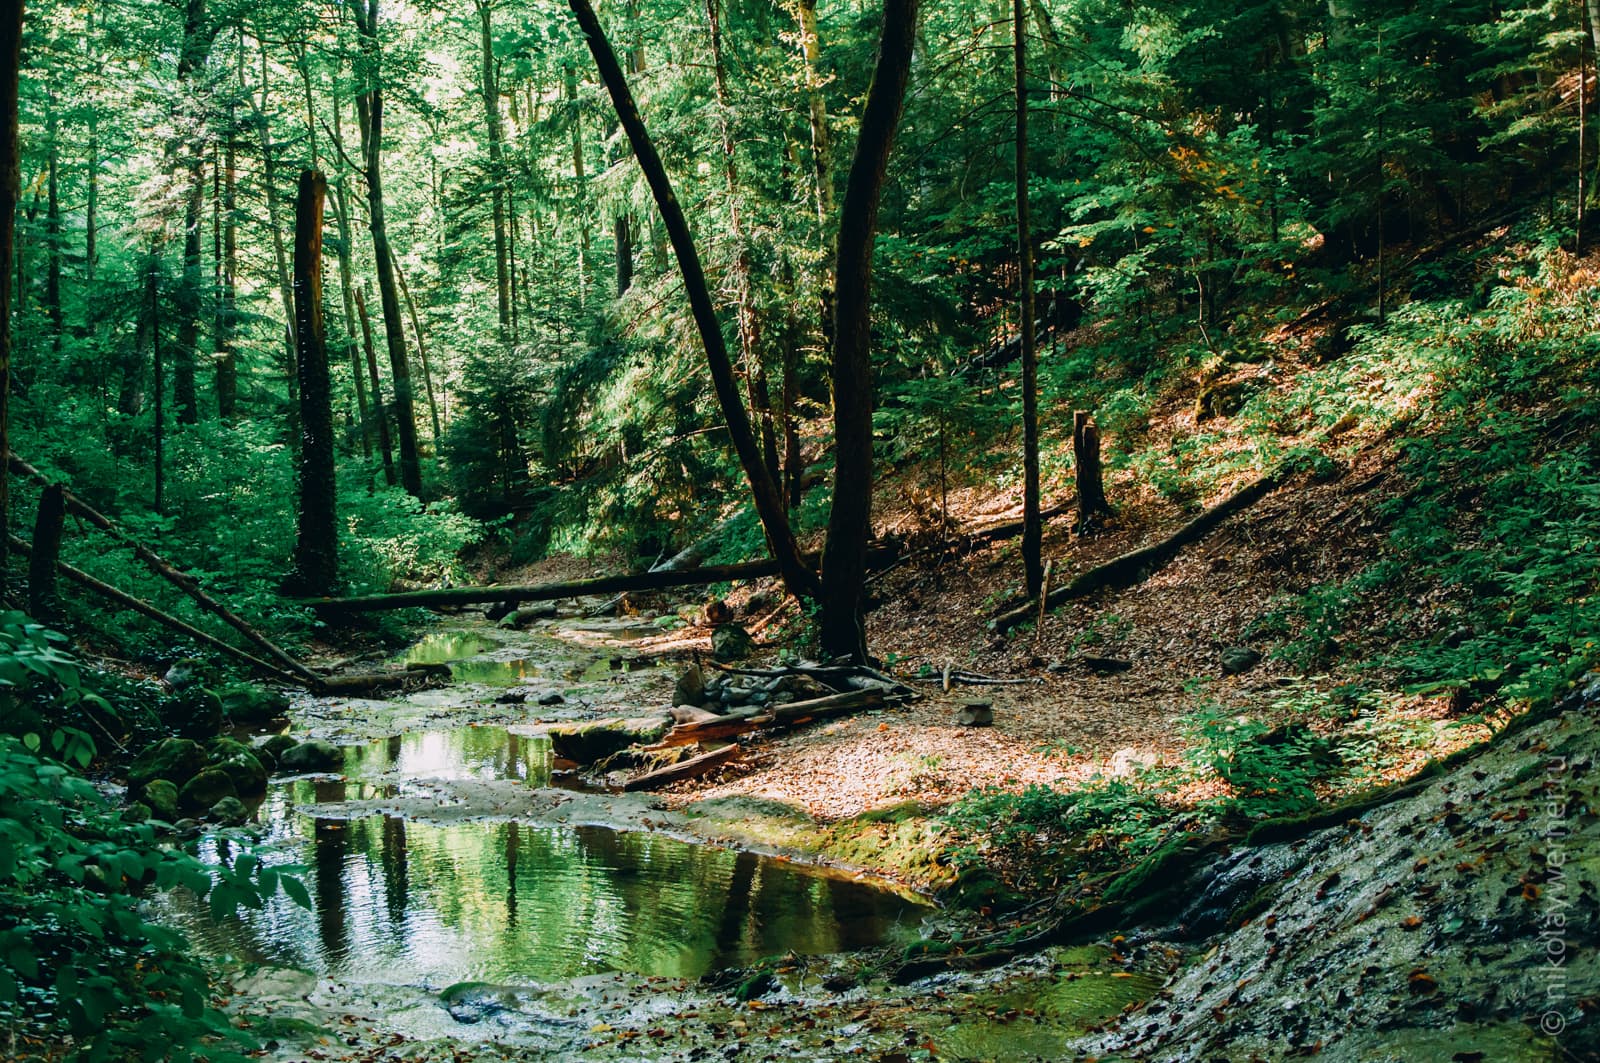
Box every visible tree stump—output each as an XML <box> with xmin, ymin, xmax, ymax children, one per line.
<box><xmin>1073</xmin><ymin>410</ymin><xmax>1110</xmax><ymax>534</ymax></box>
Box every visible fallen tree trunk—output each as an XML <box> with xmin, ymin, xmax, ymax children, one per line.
<box><xmin>990</xmin><ymin>465</ymin><xmax>1292</xmax><ymax>633</ymax></box>
<box><xmin>309</xmin><ymin>557</ymin><xmax>786</xmax><ymax>614</ymax></box>
<box><xmin>622</xmin><ymin>742</ymin><xmax>742</xmax><ymax>792</ymax></box>
<box><xmin>7</xmin><ymin>453</ymin><xmax>323</xmax><ymax>685</ymax></box>
<box><xmin>657</xmin><ymin>688</ymin><xmax>885</xmax><ymax>748</ymax></box>
<box><xmin>9</xmin><ymin>532</ymin><xmax>302</xmax><ymax>684</ymax></box>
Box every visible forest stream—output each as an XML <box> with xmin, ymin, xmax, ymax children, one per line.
<box><xmin>155</xmin><ymin>615</ymin><xmax>1166</xmax><ymax>1061</ymax></box>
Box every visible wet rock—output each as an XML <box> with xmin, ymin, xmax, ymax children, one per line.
<box><xmin>139</xmin><ymin>779</ymin><xmax>180</xmax><ymax>820</ymax></box>
<box><xmin>179</xmin><ymin>768</ymin><xmax>237</xmax><ymax>812</ymax></box>
<box><xmin>1221</xmin><ymin>646</ymin><xmax>1263</xmax><ymax>676</ymax></box>
<box><xmin>129</xmin><ymin>737</ymin><xmax>207</xmax><ymax>789</ymax></box>
<box><xmin>257</xmin><ymin>734</ymin><xmax>298</xmax><ymax>769</ymax></box>
<box><xmin>958</xmin><ymin>701</ymin><xmax>994</xmax><ymax>727</ymax></box>
<box><xmin>537</xmin><ymin>691</ymin><xmax>565</xmax><ymax>707</ymax></box>
<box><xmin>277</xmin><ymin>739</ymin><xmax>344</xmax><ymax>774</ymax></box>
<box><xmin>216</xmin><ymin>683</ymin><xmax>290</xmax><ymax>724</ymax></box>
<box><xmin>163</xmin><ymin>657</ymin><xmax>205</xmax><ymax>690</ymax></box>
<box><xmin>214</xmin><ymin>751</ymin><xmax>269</xmax><ymax>795</ymax></box>
<box><xmin>1079</xmin><ymin>655</ymin><xmax>1134</xmax><ymax>675</ymax></box>
<box><xmin>674</xmin><ymin>663</ymin><xmax>706</xmax><ymax>706</ymax></box>
<box><xmin>670</xmin><ymin>705</ymin><xmax>722</xmax><ymax>725</ymax></box>
<box><xmin>497</xmin><ymin>603</ymin><xmax>559</xmax><ymax>629</ymax></box>
<box><xmin>711</xmin><ymin>623</ymin><xmax>754</xmax><ymax>662</ymax></box>
<box><xmin>209</xmin><ymin>796</ymin><xmax>250</xmax><ymax>826</ymax></box>
<box><xmin>545</xmin><ymin>716</ymin><xmax>670</xmax><ymax>764</ymax></box>
<box><xmin>484</xmin><ymin>600</ymin><xmax>519</xmax><ymax>623</ymax></box>
<box><xmin>122</xmin><ymin>802</ymin><xmax>152</xmax><ymax>825</ymax></box>
<box><xmin>160</xmin><ymin>686</ymin><xmax>225</xmax><ymax>739</ymax></box>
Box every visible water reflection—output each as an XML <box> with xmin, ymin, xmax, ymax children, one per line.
<box><xmin>340</xmin><ymin>727</ymin><xmax>553</xmax><ymax>785</ymax></box>
<box><xmin>192</xmin><ymin>814</ymin><xmax>923</xmax><ymax>987</ymax></box>
<box><xmin>400</xmin><ymin>630</ymin><xmax>539</xmax><ymax>686</ymax></box>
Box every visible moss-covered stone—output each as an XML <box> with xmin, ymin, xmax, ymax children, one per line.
<box><xmin>277</xmin><ymin>739</ymin><xmax>344</xmax><ymax>774</ymax></box>
<box><xmin>209</xmin><ymin>796</ymin><xmax>250</xmax><ymax>826</ymax></box>
<box><xmin>160</xmin><ymin>687</ymin><xmax>224</xmax><ymax>739</ymax></box>
<box><xmin>128</xmin><ymin>737</ymin><xmax>206</xmax><ymax>789</ymax></box>
<box><xmin>257</xmin><ymin>734</ymin><xmax>298</xmax><ymax>769</ymax></box>
<box><xmin>179</xmin><ymin>768</ymin><xmax>237</xmax><ymax>811</ymax></box>
<box><xmin>139</xmin><ymin>778</ymin><xmax>181</xmax><ymax>820</ymax></box>
<box><xmin>216</xmin><ymin>682</ymin><xmax>291</xmax><ymax>724</ymax></box>
<box><xmin>546</xmin><ymin>716</ymin><xmax>669</xmax><ymax>764</ymax></box>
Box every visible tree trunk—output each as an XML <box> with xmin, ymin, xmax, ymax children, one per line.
<box><xmin>1073</xmin><ymin>410</ymin><xmax>1109</xmax><ymax>533</ymax></box>
<box><xmin>28</xmin><ymin>483</ymin><xmax>63</xmax><ymax>621</ymax></box>
<box><xmin>390</xmin><ymin>250</ymin><xmax>442</xmax><ymax>441</ymax></box>
<box><xmin>819</xmin><ymin>0</ymin><xmax>919</xmax><ymax>662</ymax></box>
<box><xmin>44</xmin><ymin>93</ymin><xmax>61</xmax><ymax>347</ymax></box>
<box><xmin>0</xmin><ymin>1</ymin><xmax>19</xmax><ymax>565</ymax></box>
<box><xmin>174</xmin><ymin>0</ymin><xmax>212</xmax><ymax>426</ymax></box>
<box><xmin>286</xmin><ymin>170</ymin><xmax>338</xmax><ymax>597</ymax></box>
<box><xmin>794</xmin><ymin>0</ymin><xmax>835</xmax><ymax>347</ymax></box>
<box><xmin>1015</xmin><ymin>0</ymin><xmax>1042</xmax><ymax>598</ymax></box>
<box><xmin>329</xmin><ymin>95</ymin><xmax>369</xmax><ymax>456</ymax></box>
<box><xmin>259</xmin><ymin>43</ymin><xmax>298</xmax><ymax>401</ymax></box>
<box><xmin>564</xmin><ymin>64</ymin><xmax>592</xmax><ymax>304</ymax></box>
<box><xmin>569</xmin><ymin>0</ymin><xmax>820</xmax><ymax>602</ymax></box>
<box><xmin>476</xmin><ymin>0</ymin><xmax>513</xmax><ymax>340</ymax></box>
<box><xmin>356</xmin><ymin>286</ymin><xmax>397</xmax><ymax>487</ymax></box>
<box><xmin>614</xmin><ymin>213</ymin><xmax>632</xmax><ymax>295</ymax></box>
<box><xmin>149</xmin><ymin>248</ymin><xmax>165</xmax><ymax>514</ymax></box>
<box><xmin>352</xmin><ymin>0</ymin><xmax>423</xmax><ymax>498</ymax></box>
<box><xmin>215</xmin><ymin>51</ymin><xmax>239</xmax><ymax>418</ymax></box>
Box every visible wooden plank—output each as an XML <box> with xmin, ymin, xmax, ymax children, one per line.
<box><xmin>622</xmin><ymin>743</ymin><xmax>743</xmax><ymax>792</ymax></box>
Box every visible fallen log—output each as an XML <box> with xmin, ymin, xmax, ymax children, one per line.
<box><xmin>622</xmin><ymin>742</ymin><xmax>742</xmax><ymax>792</ymax></box>
<box><xmin>8</xmin><ymin>532</ymin><xmax>303</xmax><ymax>685</ymax></box>
<box><xmin>307</xmin><ymin>557</ymin><xmax>785</xmax><ymax>614</ymax></box>
<box><xmin>990</xmin><ymin>465</ymin><xmax>1293</xmax><ymax>634</ymax></box>
<box><xmin>8</xmin><ymin>453</ymin><xmax>323</xmax><ymax>685</ymax></box>
<box><xmin>656</xmin><ymin>688</ymin><xmax>885</xmax><ymax>748</ymax></box>
<box><xmin>706</xmin><ymin>660</ymin><xmax>915</xmax><ymax>696</ymax></box>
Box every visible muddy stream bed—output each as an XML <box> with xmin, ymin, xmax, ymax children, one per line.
<box><xmin>164</xmin><ymin>617</ymin><xmax>1167</xmax><ymax>1060</ymax></box>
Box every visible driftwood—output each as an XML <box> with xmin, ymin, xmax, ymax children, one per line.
<box><xmin>910</xmin><ymin>669</ymin><xmax>1031</xmax><ymax>687</ymax></box>
<box><xmin>706</xmin><ymin>659</ymin><xmax>915</xmax><ymax>697</ymax></box>
<box><xmin>991</xmin><ymin>465</ymin><xmax>1293</xmax><ymax>634</ymax></box>
<box><xmin>309</xmin><ymin>557</ymin><xmax>785</xmax><ymax>614</ymax></box>
<box><xmin>8</xmin><ymin>533</ymin><xmax>303</xmax><ymax>684</ymax></box>
<box><xmin>621</xmin><ymin>742</ymin><xmax>742</xmax><ymax>792</ymax></box>
<box><xmin>7</xmin><ymin>453</ymin><xmax>322</xmax><ymax>685</ymax></box>
<box><xmin>656</xmin><ymin>688</ymin><xmax>885</xmax><ymax>748</ymax></box>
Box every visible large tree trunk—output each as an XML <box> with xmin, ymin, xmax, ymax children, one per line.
<box><xmin>356</xmin><ymin>286</ymin><xmax>397</xmax><ymax>487</ymax></box>
<box><xmin>0</xmin><ymin>0</ymin><xmax>18</xmax><ymax>567</ymax></box>
<box><xmin>352</xmin><ymin>0</ymin><xmax>423</xmax><ymax>498</ymax></box>
<box><xmin>44</xmin><ymin>93</ymin><xmax>61</xmax><ymax>347</ymax></box>
<box><xmin>818</xmin><ymin>0</ymin><xmax>919</xmax><ymax>662</ymax></box>
<box><xmin>794</xmin><ymin>0</ymin><xmax>835</xmax><ymax>348</ymax></box>
<box><xmin>1015</xmin><ymin>0</ymin><xmax>1042</xmax><ymax>598</ymax></box>
<box><xmin>569</xmin><ymin>0</ymin><xmax>820</xmax><ymax>602</ymax></box>
<box><xmin>329</xmin><ymin>96</ymin><xmax>370</xmax><ymax>456</ymax></box>
<box><xmin>476</xmin><ymin>0</ymin><xmax>513</xmax><ymax>340</ymax></box>
<box><xmin>564</xmin><ymin>64</ymin><xmax>592</xmax><ymax>305</ymax></box>
<box><xmin>258</xmin><ymin>42</ymin><xmax>298</xmax><ymax>403</ymax></box>
<box><xmin>174</xmin><ymin>0</ymin><xmax>212</xmax><ymax>426</ymax></box>
<box><xmin>285</xmin><ymin>170</ymin><xmax>337</xmax><ymax>597</ymax></box>
<box><xmin>214</xmin><ymin>45</ymin><xmax>239</xmax><ymax>418</ymax></box>
<box><xmin>390</xmin><ymin>250</ymin><xmax>442</xmax><ymax>441</ymax></box>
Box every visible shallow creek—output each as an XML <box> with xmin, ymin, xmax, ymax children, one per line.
<box><xmin>166</xmin><ymin>619</ymin><xmax>1166</xmax><ymax>1058</ymax></box>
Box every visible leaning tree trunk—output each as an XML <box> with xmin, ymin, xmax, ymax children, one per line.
<box><xmin>285</xmin><ymin>170</ymin><xmax>337</xmax><ymax>597</ymax></box>
<box><xmin>476</xmin><ymin>0</ymin><xmax>513</xmax><ymax>340</ymax></box>
<box><xmin>818</xmin><ymin>0</ymin><xmax>919</xmax><ymax>662</ymax></box>
<box><xmin>0</xmin><ymin>0</ymin><xmax>18</xmax><ymax>568</ymax></box>
<box><xmin>352</xmin><ymin>0</ymin><xmax>423</xmax><ymax>498</ymax></box>
<box><xmin>569</xmin><ymin>0</ymin><xmax>820</xmax><ymax>602</ymax></box>
<box><xmin>173</xmin><ymin>0</ymin><xmax>212</xmax><ymax>426</ymax></box>
<box><xmin>1015</xmin><ymin>0</ymin><xmax>1042</xmax><ymax>598</ymax></box>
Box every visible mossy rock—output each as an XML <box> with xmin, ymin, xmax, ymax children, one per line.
<box><xmin>160</xmin><ymin>687</ymin><xmax>224</xmax><ymax>739</ymax></box>
<box><xmin>129</xmin><ymin>737</ymin><xmax>206</xmax><ymax>789</ymax></box>
<box><xmin>179</xmin><ymin>768</ymin><xmax>237</xmax><ymax>811</ymax></box>
<box><xmin>209</xmin><ymin>796</ymin><xmax>250</xmax><ymax>826</ymax></box>
<box><xmin>257</xmin><ymin>734</ymin><xmax>298</xmax><ymax>769</ymax></box>
<box><xmin>1194</xmin><ymin>379</ymin><xmax>1259</xmax><ymax>421</ymax></box>
<box><xmin>217</xmin><ymin>682</ymin><xmax>291</xmax><ymax>724</ymax></box>
<box><xmin>277</xmin><ymin>739</ymin><xmax>344</xmax><ymax>774</ymax></box>
<box><xmin>546</xmin><ymin>716</ymin><xmax>669</xmax><ymax>764</ymax></box>
<box><xmin>215</xmin><ymin>751</ymin><xmax>268</xmax><ymax>794</ymax></box>
<box><xmin>139</xmin><ymin>778</ymin><xmax>181</xmax><ymax>820</ymax></box>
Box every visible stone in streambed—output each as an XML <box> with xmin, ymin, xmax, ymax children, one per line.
<box><xmin>139</xmin><ymin>779</ymin><xmax>181</xmax><ymax>820</ymax></box>
<box><xmin>256</xmin><ymin>734</ymin><xmax>298</xmax><ymax>769</ymax></box>
<box><xmin>673</xmin><ymin>663</ymin><xmax>706</xmax><ymax>706</ymax></box>
<box><xmin>1221</xmin><ymin>646</ymin><xmax>1263</xmax><ymax>676</ymax></box>
<box><xmin>276</xmin><ymin>738</ymin><xmax>344</xmax><ymax>774</ymax></box>
<box><xmin>711</xmin><ymin>624</ymin><xmax>754</xmax><ymax>662</ymax></box>
<box><xmin>209</xmin><ymin>796</ymin><xmax>250</xmax><ymax>826</ymax></box>
<box><xmin>129</xmin><ymin>737</ymin><xmax>206</xmax><ymax>789</ymax></box>
<box><xmin>958</xmin><ymin>701</ymin><xmax>994</xmax><ymax>727</ymax></box>
<box><xmin>179</xmin><ymin>768</ymin><xmax>236</xmax><ymax>812</ymax></box>
<box><xmin>546</xmin><ymin>716</ymin><xmax>670</xmax><ymax>764</ymax></box>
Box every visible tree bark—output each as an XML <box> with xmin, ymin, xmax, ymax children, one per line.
<box><xmin>328</xmin><ymin>95</ymin><xmax>369</xmax><ymax>455</ymax></box>
<box><xmin>476</xmin><ymin>0</ymin><xmax>513</xmax><ymax>340</ymax></box>
<box><xmin>174</xmin><ymin>0</ymin><xmax>212</xmax><ymax>426</ymax></box>
<box><xmin>390</xmin><ymin>251</ymin><xmax>442</xmax><ymax>441</ymax></box>
<box><xmin>258</xmin><ymin>42</ymin><xmax>298</xmax><ymax>402</ymax></box>
<box><xmin>0</xmin><ymin>0</ymin><xmax>18</xmax><ymax>567</ymax></box>
<box><xmin>44</xmin><ymin>92</ymin><xmax>61</xmax><ymax>346</ymax></box>
<box><xmin>569</xmin><ymin>0</ymin><xmax>820</xmax><ymax>602</ymax></box>
<box><xmin>1073</xmin><ymin>410</ymin><xmax>1109</xmax><ymax>532</ymax></box>
<box><xmin>819</xmin><ymin>0</ymin><xmax>919</xmax><ymax>662</ymax></box>
<box><xmin>28</xmin><ymin>483</ymin><xmax>62</xmax><ymax>621</ymax></box>
<box><xmin>352</xmin><ymin>0</ymin><xmax>423</xmax><ymax>498</ymax></box>
<box><xmin>215</xmin><ymin>46</ymin><xmax>239</xmax><ymax>418</ymax></box>
<box><xmin>1015</xmin><ymin>0</ymin><xmax>1041</xmax><ymax>598</ymax></box>
<box><xmin>356</xmin><ymin>286</ymin><xmax>397</xmax><ymax>486</ymax></box>
<box><xmin>286</xmin><ymin>170</ymin><xmax>338</xmax><ymax>597</ymax></box>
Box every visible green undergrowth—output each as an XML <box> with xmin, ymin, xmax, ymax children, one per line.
<box><xmin>0</xmin><ymin>613</ymin><xmax>309</xmax><ymax>1060</ymax></box>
